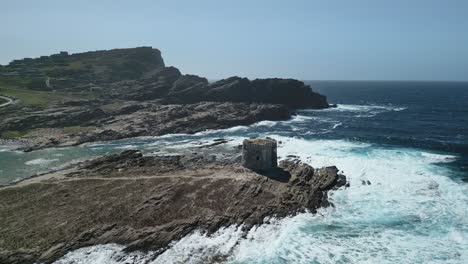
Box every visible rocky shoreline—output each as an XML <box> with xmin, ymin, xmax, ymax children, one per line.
<box><xmin>8</xmin><ymin>101</ymin><xmax>292</xmax><ymax>152</ymax></box>
<box><xmin>0</xmin><ymin>146</ymin><xmax>347</xmax><ymax>264</ymax></box>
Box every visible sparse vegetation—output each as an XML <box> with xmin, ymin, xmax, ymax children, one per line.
<box><xmin>100</xmin><ymin>102</ymin><xmax>126</xmax><ymax>113</ymax></box>
<box><xmin>0</xmin><ymin>87</ymin><xmax>60</xmax><ymax>106</ymax></box>
<box><xmin>0</xmin><ymin>76</ymin><xmax>33</xmax><ymax>89</ymax></box>
<box><xmin>26</xmin><ymin>78</ymin><xmax>50</xmax><ymax>90</ymax></box>
<box><xmin>0</xmin><ymin>77</ymin><xmax>95</xmax><ymax>106</ymax></box>
<box><xmin>1</xmin><ymin>130</ymin><xmax>28</xmax><ymax>139</ymax></box>
<box><xmin>63</xmin><ymin>126</ymin><xmax>96</xmax><ymax>134</ymax></box>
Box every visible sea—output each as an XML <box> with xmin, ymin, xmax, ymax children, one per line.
<box><xmin>0</xmin><ymin>81</ymin><xmax>467</xmax><ymax>263</ymax></box>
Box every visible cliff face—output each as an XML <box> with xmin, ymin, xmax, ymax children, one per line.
<box><xmin>167</xmin><ymin>77</ymin><xmax>328</xmax><ymax>108</ymax></box>
<box><xmin>1</xmin><ymin>47</ymin><xmax>329</xmax><ymax>109</ymax></box>
<box><xmin>0</xmin><ymin>47</ymin><xmax>165</xmax><ymax>89</ymax></box>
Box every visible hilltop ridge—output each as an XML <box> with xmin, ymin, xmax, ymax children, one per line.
<box><xmin>0</xmin><ymin>47</ymin><xmax>328</xmax><ymax>108</ymax></box>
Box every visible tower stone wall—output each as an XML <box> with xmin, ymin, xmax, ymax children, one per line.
<box><xmin>241</xmin><ymin>138</ymin><xmax>277</xmax><ymax>172</ymax></box>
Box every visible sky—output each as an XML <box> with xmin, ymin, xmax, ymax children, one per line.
<box><xmin>1</xmin><ymin>0</ymin><xmax>468</xmax><ymax>81</ymax></box>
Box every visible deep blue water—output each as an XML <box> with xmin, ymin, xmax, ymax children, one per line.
<box><xmin>309</xmin><ymin>81</ymin><xmax>468</xmax><ymax>181</ymax></box>
<box><xmin>310</xmin><ymin>81</ymin><xmax>468</xmax><ymax>152</ymax></box>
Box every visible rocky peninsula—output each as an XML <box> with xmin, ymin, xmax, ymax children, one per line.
<box><xmin>0</xmin><ymin>140</ymin><xmax>347</xmax><ymax>263</ymax></box>
<box><xmin>0</xmin><ymin>47</ymin><xmax>329</xmax><ymax>151</ymax></box>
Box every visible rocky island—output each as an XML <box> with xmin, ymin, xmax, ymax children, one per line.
<box><xmin>0</xmin><ymin>47</ymin><xmax>346</xmax><ymax>263</ymax></box>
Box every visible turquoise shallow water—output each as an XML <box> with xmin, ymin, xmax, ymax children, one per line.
<box><xmin>1</xmin><ymin>81</ymin><xmax>467</xmax><ymax>263</ymax></box>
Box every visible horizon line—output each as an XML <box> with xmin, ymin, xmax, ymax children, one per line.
<box><xmin>207</xmin><ymin>78</ymin><xmax>468</xmax><ymax>83</ymax></box>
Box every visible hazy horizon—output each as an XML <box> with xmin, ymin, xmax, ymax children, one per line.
<box><xmin>2</xmin><ymin>0</ymin><xmax>468</xmax><ymax>81</ymax></box>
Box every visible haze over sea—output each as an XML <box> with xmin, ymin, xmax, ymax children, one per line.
<box><xmin>1</xmin><ymin>81</ymin><xmax>467</xmax><ymax>263</ymax></box>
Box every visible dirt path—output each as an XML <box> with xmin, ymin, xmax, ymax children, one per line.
<box><xmin>0</xmin><ymin>95</ymin><xmax>13</xmax><ymax>107</ymax></box>
<box><xmin>4</xmin><ymin>166</ymin><xmax>251</xmax><ymax>189</ymax></box>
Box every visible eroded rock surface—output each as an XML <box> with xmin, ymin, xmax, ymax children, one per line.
<box><xmin>0</xmin><ymin>102</ymin><xmax>290</xmax><ymax>151</ymax></box>
<box><xmin>0</xmin><ymin>149</ymin><xmax>347</xmax><ymax>264</ymax></box>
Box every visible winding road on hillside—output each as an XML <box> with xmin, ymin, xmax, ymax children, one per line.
<box><xmin>0</xmin><ymin>95</ymin><xmax>14</xmax><ymax>108</ymax></box>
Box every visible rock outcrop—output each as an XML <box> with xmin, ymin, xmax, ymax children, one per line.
<box><xmin>0</xmin><ymin>149</ymin><xmax>347</xmax><ymax>263</ymax></box>
<box><xmin>1</xmin><ymin>102</ymin><xmax>291</xmax><ymax>151</ymax></box>
<box><xmin>166</xmin><ymin>77</ymin><xmax>329</xmax><ymax>108</ymax></box>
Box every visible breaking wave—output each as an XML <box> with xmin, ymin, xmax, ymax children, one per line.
<box><xmin>331</xmin><ymin>104</ymin><xmax>407</xmax><ymax>112</ymax></box>
<box><xmin>25</xmin><ymin>158</ymin><xmax>59</xmax><ymax>166</ymax></box>
<box><xmin>301</xmin><ymin>104</ymin><xmax>408</xmax><ymax>118</ymax></box>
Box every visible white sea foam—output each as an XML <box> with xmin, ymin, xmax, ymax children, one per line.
<box><xmin>114</xmin><ymin>144</ymin><xmax>138</xmax><ymax>150</ymax></box>
<box><xmin>302</xmin><ymin>104</ymin><xmax>408</xmax><ymax>117</ymax></box>
<box><xmin>143</xmin><ymin>121</ymin><xmax>257</xmax><ymax>139</ymax></box>
<box><xmin>421</xmin><ymin>151</ymin><xmax>457</xmax><ymax>163</ymax></box>
<box><xmin>332</xmin><ymin>122</ymin><xmax>342</xmax><ymax>129</ymax></box>
<box><xmin>153</xmin><ymin>226</ymin><xmax>244</xmax><ymax>263</ymax></box>
<box><xmin>54</xmin><ymin>244</ymin><xmax>151</xmax><ymax>264</ymax></box>
<box><xmin>0</xmin><ymin>145</ymin><xmax>21</xmax><ymax>152</ymax></box>
<box><xmin>195</xmin><ymin>125</ymin><xmax>249</xmax><ymax>136</ymax></box>
<box><xmin>55</xmin><ymin>136</ymin><xmax>467</xmax><ymax>264</ymax></box>
<box><xmin>332</xmin><ymin>104</ymin><xmax>407</xmax><ymax>112</ymax></box>
<box><xmin>25</xmin><ymin>158</ymin><xmax>59</xmax><ymax>166</ymax></box>
<box><xmin>54</xmin><ymin>227</ymin><xmax>245</xmax><ymax>264</ymax></box>
<box><xmin>290</xmin><ymin>114</ymin><xmax>317</xmax><ymax>122</ymax></box>
<box><xmin>252</xmin><ymin>120</ymin><xmax>277</xmax><ymax>127</ymax></box>
<box><xmin>145</xmin><ymin>139</ymin><xmax>192</xmax><ymax>147</ymax></box>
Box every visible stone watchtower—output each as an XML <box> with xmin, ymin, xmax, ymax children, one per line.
<box><xmin>241</xmin><ymin>138</ymin><xmax>278</xmax><ymax>172</ymax></box>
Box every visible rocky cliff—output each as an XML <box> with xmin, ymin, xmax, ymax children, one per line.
<box><xmin>1</xmin><ymin>47</ymin><xmax>329</xmax><ymax>109</ymax></box>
